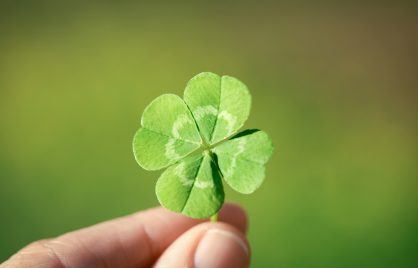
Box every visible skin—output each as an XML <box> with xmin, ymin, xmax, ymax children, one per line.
<box><xmin>1</xmin><ymin>203</ymin><xmax>250</xmax><ymax>268</ymax></box>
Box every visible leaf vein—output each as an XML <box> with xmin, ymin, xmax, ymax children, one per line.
<box><xmin>180</xmin><ymin>157</ymin><xmax>205</xmax><ymax>213</ymax></box>
<box><xmin>217</xmin><ymin>151</ymin><xmax>265</xmax><ymax>165</ymax></box>
<box><xmin>142</xmin><ymin>127</ymin><xmax>201</xmax><ymax>145</ymax></box>
<box><xmin>209</xmin><ymin>76</ymin><xmax>222</xmax><ymax>143</ymax></box>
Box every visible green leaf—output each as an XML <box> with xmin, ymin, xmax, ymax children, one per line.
<box><xmin>184</xmin><ymin>72</ymin><xmax>251</xmax><ymax>145</ymax></box>
<box><xmin>132</xmin><ymin>73</ymin><xmax>274</xmax><ymax>219</ymax></box>
<box><xmin>133</xmin><ymin>94</ymin><xmax>202</xmax><ymax>170</ymax></box>
<box><xmin>213</xmin><ymin>129</ymin><xmax>273</xmax><ymax>194</ymax></box>
<box><xmin>156</xmin><ymin>152</ymin><xmax>224</xmax><ymax>218</ymax></box>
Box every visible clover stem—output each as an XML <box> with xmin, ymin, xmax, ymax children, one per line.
<box><xmin>210</xmin><ymin>213</ymin><xmax>218</xmax><ymax>222</ymax></box>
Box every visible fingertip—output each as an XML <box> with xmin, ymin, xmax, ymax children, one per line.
<box><xmin>148</xmin><ymin>203</ymin><xmax>248</xmax><ymax>234</ymax></box>
<box><xmin>194</xmin><ymin>223</ymin><xmax>250</xmax><ymax>268</ymax></box>
<box><xmin>219</xmin><ymin>202</ymin><xmax>248</xmax><ymax>234</ymax></box>
<box><xmin>155</xmin><ymin>221</ymin><xmax>250</xmax><ymax>268</ymax></box>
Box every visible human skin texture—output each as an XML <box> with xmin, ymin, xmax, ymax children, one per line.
<box><xmin>1</xmin><ymin>203</ymin><xmax>250</xmax><ymax>268</ymax></box>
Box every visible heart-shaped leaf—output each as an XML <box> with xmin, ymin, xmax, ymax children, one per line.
<box><xmin>156</xmin><ymin>152</ymin><xmax>224</xmax><ymax>218</ymax></box>
<box><xmin>133</xmin><ymin>94</ymin><xmax>202</xmax><ymax>170</ymax></box>
<box><xmin>133</xmin><ymin>73</ymin><xmax>274</xmax><ymax>219</ymax></box>
<box><xmin>213</xmin><ymin>129</ymin><xmax>273</xmax><ymax>194</ymax></box>
<box><xmin>184</xmin><ymin>72</ymin><xmax>251</xmax><ymax>145</ymax></box>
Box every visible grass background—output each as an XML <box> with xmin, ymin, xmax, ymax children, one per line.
<box><xmin>1</xmin><ymin>1</ymin><xmax>417</xmax><ymax>267</ymax></box>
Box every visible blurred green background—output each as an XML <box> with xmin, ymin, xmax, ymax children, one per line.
<box><xmin>1</xmin><ymin>1</ymin><xmax>417</xmax><ymax>267</ymax></box>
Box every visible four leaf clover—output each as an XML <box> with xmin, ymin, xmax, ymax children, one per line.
<box><xmin>133</xmin><ymin>72</ymin><xmax>273</xmax><ymax>219</ymax></box>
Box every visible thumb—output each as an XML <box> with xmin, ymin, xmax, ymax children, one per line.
<box><xmin>154</xmin><ymin>222</ymin><xmax>250</xmax><ymax>268</ymax></box>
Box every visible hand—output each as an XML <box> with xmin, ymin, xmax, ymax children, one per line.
<box><xmin>1</xmin><ymin>203</ymin><xmax>250</xmax><ymax>268</ymax></box>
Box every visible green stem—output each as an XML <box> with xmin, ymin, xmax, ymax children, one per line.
<box><xmin>210</xmin><ymin>213</ymin><xmax>218</xmax><ymax>222</ymax></box>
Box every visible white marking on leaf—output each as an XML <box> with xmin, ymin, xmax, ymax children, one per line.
<box><xmin>165</xmin><ymin>114</ymin><xmax>197</xmax><ymax>160</ymax></box>
<box><xmin>218</xmin><ymin>110</ymin><xmax>237</xmax><ymax>137</ymax></box>
<box><xmin>193</xmin><ymin>105</ymin><xmax>218</xmax><ymax>121</ymax></box>
<box><xmin>174</xmin><ymin>162</ymin><xmax>214</xmax><ymax>189</ymax></box>
<box><xmin>165</xmin><ymin>138</ymin><xmax>180</xmax><ymax>160</ymax></box>
<box><xmin>172</xmin><ymin>114</ymin><xmax>194</xmax><ymax>139</ymax></box>
<box><xmin>195</xmin><ymin>179</ymin><xmax>214</xmax><ymax>189</ymax></box>
<box><xmin>174</xmin><ymin>162</ymin><xmax>194</xmax><ymax>187</ymax></box>
<box><xmin>223</xmin><ymin>139</ymin><xmax>246</xmax><ymax>177</ymax></box>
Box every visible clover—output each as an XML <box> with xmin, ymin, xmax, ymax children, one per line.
<box><xmin>133</xmin><ymin>72</ymin><xmax>273</xmax><ymax>219</ymax></box>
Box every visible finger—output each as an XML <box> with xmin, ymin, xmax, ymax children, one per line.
<box><xmin>154</xmin><ymin>222</ymin><xmax>250</xmax><ymax>268</ymax></box>
<box><xmin>218</xmin><ymin>202</ymin><xmax>248</xmax><ymax>234</ymax></box>
<box><xmin>2</xmin><ymin>203</ymin><xmax>247</xmax><ymax>268</ymax></box>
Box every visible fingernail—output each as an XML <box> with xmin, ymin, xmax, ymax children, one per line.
<box><xmin>194</xmin><ymin>228</ymin><xmax>249</xmax><ymax>268</ymax></box>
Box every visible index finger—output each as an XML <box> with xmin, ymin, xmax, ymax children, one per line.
<box><xmin>2</xmin><ymin>203</ymin><xmax>247</xmax><ymax>268</ymax></box>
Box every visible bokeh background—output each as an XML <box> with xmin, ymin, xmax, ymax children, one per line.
<box><xmin>1</xmin><ymin>1</ymin><xmax>417</xmax><ymax>267</ymax></box>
